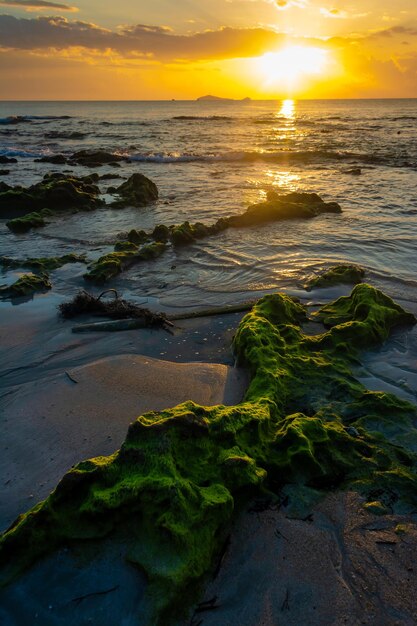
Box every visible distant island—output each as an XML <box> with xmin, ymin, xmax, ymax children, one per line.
<box><xmin>196</xmin><ymin>95</ymin><xmax>252</xmax><ymax>102</ymax></box>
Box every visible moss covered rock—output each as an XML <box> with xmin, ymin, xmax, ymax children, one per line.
<box><xmin>110</xmin><ymin>173</ymin><xmax>159</xmax><ymax>208</ymax></box>
<box><xmin>306</xmin><ymin>264</ymin><xmax>365</xmax><ymax>290</ymax></box>
<box><xmin>84</xmin><ymin>242</ymin><xmax>165</xmax><ymax>284</ymax></box>
<box><xmin>228</xmin><ymin>192</ymin><xmax>341</xmax><ymax>227</ymax></box>
<box><xmin>6</xmin><ymin>209</ymin><xmax>52</xmax><ymax>233</ymax></box>
<box><xmin>0</xmin><ymin>173</ymin><xmax>103</xmax><ymax>219</ymax></box>
<box><xmin>0</xmin><ymin>272</ymin><xmax>51</xmax><ymax>297</ymax></box>
<box><xmin>0</xmin><ymin>253</ymin><xmax>86</xmax><ymax>271</ymax></box>
<box><xmin>1</xmin><ymin>284</ymin><xmax>416</xmax><ymax>623</ymax></box>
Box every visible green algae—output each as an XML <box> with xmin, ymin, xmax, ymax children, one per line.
<box><xmin>0</xmin><ymin>253</ymin><xmax>86</xmax><ymax>271</ymax></box>
<box><xmin>0</xmin><ymin>272</ymin><xmax>51</xmax><ymax>297</ymax></box>
<box><xmin>0</xmin><ymin>174</ymin><xmax>103</xmax><ymax>220</ymax></box>
<box><xmin>305</xmin><ymin>264</ymin><xmax>365</xmax><ymax>291</ymax></box>
<box><xmin>84</xmin><ymin>242</ymin><xmax>165</xmax><ymax>284</ymax></box>
<box><xmin>110</xmin><ymin>173</ymin><xmax>159</xmax><ymax>208</ymax></box>
<box><xmin>1</xmin><ymin>283</ymin><xmax>416</xmax><ymax>624</ymax></box>
<box><xmin>6</xmin><ymin>208</ymin><xmax>52</xmax><ymax>233</ymax></box>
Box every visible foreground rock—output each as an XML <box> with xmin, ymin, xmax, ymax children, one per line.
<box><xmin>1</xmin><ymin>284</ymin><xmax>416</xmax><ymax>625</ymax></box>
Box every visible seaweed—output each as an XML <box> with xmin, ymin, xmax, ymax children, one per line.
<box><xmin>59</xmin><ymin>289</ymin><xmax>172</xmax><ymax>329</ymax></box>
<box><xmin>1</xmin><ymin>284</ymin><xmax>416</xmax><ymax>624</ymax></box>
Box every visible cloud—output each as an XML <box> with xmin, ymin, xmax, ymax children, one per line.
<box><xmin>0</xmin><ymin>15</ymin><xmax>288</xmax><ymax>60</ymax></box>
<box><xmin>320</xmin><ymin>8</ymin><xmax>347</xmax><ymax>19</ymax></box>
<box><xmin>274</xmin><ymin>0</ymin><xmax>308</xmax><ymax>9</ymax></box>
<box><xmin>0</xmin><ymin>0</ymin><xmax>78</xmax><ymax>11</ymax></box>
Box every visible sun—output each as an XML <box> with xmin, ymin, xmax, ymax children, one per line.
<box><xmin>257</xmin><ymin>45</ymin><xmax>329</xmax><ymax>91</ymax></box>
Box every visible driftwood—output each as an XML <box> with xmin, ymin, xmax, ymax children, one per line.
<box><xmin>70</xmin><ymin>299</ymin><xmax>256</xmax><ymax>333</ymax></box>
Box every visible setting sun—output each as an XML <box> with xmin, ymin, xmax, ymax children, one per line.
<box><xmin>257</xmin><ymin>46</ymin><xmax>329</xmax><ymax>91</ymax></box>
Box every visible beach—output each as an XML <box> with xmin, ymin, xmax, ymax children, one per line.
<box><xmin>1</xmin><ymin>99</ymin><xmax>417</xmax><ymax>625</ymax></box>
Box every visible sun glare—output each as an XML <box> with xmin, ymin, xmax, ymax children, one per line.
<box><xmin>257</xmin><ymin>46</ymin><xmax>329</xmax><ymax>91</ymax></box>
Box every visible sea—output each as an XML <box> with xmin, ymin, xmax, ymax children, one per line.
<box><xmin>0</xmin><ymin>99</ymin><xmax>417</xmax><ymax>400</ymax></box>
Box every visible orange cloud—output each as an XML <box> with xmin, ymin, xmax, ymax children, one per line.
<box><xmin>0</xmin><ymin>0</ymin><xmax>77</xmax><ymax>11</ymax></box>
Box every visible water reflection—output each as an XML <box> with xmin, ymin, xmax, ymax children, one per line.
<box><xmin>265</xmin><ymin>169</ymin><xmax>300</xmax><ymax>190</ymax></box>
<box><xmin>279</xmin><ymin>99</ymin><xmax>296</xmax><ymax>119</ymax></box>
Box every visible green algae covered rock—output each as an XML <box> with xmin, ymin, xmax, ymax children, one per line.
<box><xmin>0</xmin><ymin>272</ymin><xmax>51</xmax><ymax>297</ymax></box>
<box><xmin>0</xmin><ymin>284</ymin><xmax>416</xmax><ymax>623</ymax></box>
<box><xmin>84</xmin><ymin>242</ymin><xmax>165</xmax><ymax>284</ymax></box>
<box><xmin>228</xmin><ymin>191</ymin><xmax>341</xmax><ymax>228</ymax></box>
<box><xmin>0</xmin><ymin>253</ymin><xmax>86</xmax><ymax>271</ymax></box>
<box><xmin>110</xmin><ymin>173</ymin><xmax>159</xmax><ymax>208</ymax></box>
<box><xmin>6</xmin><ymin>208</ymin><xmax>52</xmax><ymax>233</ymax></box>
<box><xmin>314</xmin><ymin>284</ymin><xmax>416</xmax><ymax>349</ymax></box>
<box><xmin>306</xmin><ymin>264</ymin><xmax>365</xmax><ymax>291</ymax></box>
<box><xmin>0</xmin><ymin>174</ymin><xmax>103</xmax><ymax>220</ymax></box>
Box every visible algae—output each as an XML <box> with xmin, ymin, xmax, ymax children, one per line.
<box><xmin>0</xmin><ymin>253</ymin><xmax>86</xmax><ymax>271</ymax></box>
<box><xmin>0</xmin><ymin>173</ymin><xmax>103</xmax><ymax>220</ymax></box>
<box><xmin>110</xmin><ymin>173</ymin><xmax>159</xmax><ymax>208</ymax></box>
<box><xmin>0</xmin><ymin>272</ymin><xmax>51</xmax><ymax>297</ymax></box>
<box><xmin>306</xmin><ymin>264</ymin><xmax>365</xmax><ymax>291</ymax></box>
<box><xmin>1</xmin><ymin>283</ymin><xmax>416</xmax><ymax>624</ymax></box>
<box><xmin>6</xmin><ymin>208</ymin><xmax>52</xmax><ymax>233</ymax></box>
<box><xmin>84</xmin><ymin>242</ymin><xmax>166</xmax><ymax>284</ymax></box>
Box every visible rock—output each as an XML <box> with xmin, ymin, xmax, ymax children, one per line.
<box><xmin>0</xmin><ymin>173</ymin><xmax>103</xmax><ymax>219</ymax></box>
<box><xmin>0</xmin><ymin>156</ymin><xmax>17</xmax><ymax>164</ymax></box>
<box><xmin>0</xmin><ymin>170</ymin><xmax>9</xmax><ymax>176</ymax></box>
<box><xmin>0</xmin><ymin>272</ymin><xmax>51</xmax><ymax>297</ymax></box>
<box><xmin>70</xmin><ymin>150</ymin><xmax>127</xmax><ymax>167</ymax></box>
<box><xmin>229</xmin><ymin>192</ymin><xmax>342</xmax><ymax>227</ymax></box>
<box><xmin>110</xmin><ymin>173</ymin><xmax>159</xmax><ymax>208</ymax></box>
<box><xmin>152</xmin><ymin>224</ymin><xmax>171</xmax><ymax>243</ymax></box>
<box><xmin>305</xmin><ymin>264</ymin><xmax>365</xmax><ymax>291</ymax></box>
<box><xmin>0</xmin><ymin>253</ymin><xmax>85</xmax><ymax>270</ymax></box>
<box><xmin>84</xmin><ymin>242</ymin><xmax>165</xmax><ymax>283</ymax></box>
<box><xmin>6</xmin><ymin>209</ymin><xmax>52</xmax><ymax>233</ymax></box>
<box><xmin>35</xmin><ymin>155</ymin><xmax>68</xmax><ymax>165</ymax></box>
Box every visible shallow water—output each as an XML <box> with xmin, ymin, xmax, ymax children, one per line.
<box><xmin>1</xmin><ymin>99</ymin><xmax>417</xmax><ymax>305</ymax></box>
<box><xmin>0</xmin><ymin>99</ymin><xmax>416</xmax><ymax>400</ymax></box>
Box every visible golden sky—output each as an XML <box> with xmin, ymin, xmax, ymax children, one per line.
<box><xmin>0</xmin><ymin>0</ymin><xmax>416</xmax><ymax>99</ymax></box>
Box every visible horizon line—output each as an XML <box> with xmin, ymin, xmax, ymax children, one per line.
<box><xmin>1</xmin><ymin>97</ymin><xmax>417</xmax><ymax>102</ymax></box>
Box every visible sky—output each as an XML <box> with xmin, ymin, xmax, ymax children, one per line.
<box><xmin>0</xmin><ymin>0</ymin><xmax>416</xmax><ymax>99</ymax></box>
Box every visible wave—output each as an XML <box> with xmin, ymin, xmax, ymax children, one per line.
<box><xmin>0</xmin><ymin>115</ymin><xmax>72</xmax><ymax>125</ymax></box>
<box><xmin>0</xmin><ymin>148</ymin><xmax>43</xmax><ymax>158</ymax></box>
<box><xmin>128</xmin><ymin>149</ymin><xmax>394</xmax><ymax>166</ymax></box>
<box><xmin>170</xmin><ymin>115</ymin><xmax>233</xmax><ymax>121</ymax></box>
<box><xmin>99</xmin><ymin>121</ymin><xmax>150</xmax><ymax>127</ymax></box>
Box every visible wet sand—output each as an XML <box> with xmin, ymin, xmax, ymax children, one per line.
<box><xmin>192</xmin><ymin>491</ymin><xmax>417</xmax><ymax>626</ymax></box>
<box><xmin>0</xmin><ymin>353</ymin><xmax>247</xmax><ymax>531</ymax></box>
